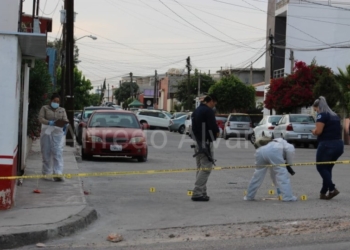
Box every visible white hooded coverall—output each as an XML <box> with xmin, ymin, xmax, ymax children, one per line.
<box><xmin>245</xmin><ymin>138</ymin><xmax>297</xmax><ymax>201</ymax></box>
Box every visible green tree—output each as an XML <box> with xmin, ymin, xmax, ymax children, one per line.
<box><xmin>57</xmin><ymin>67</ymin><xmax>94</xmax><ymax>110</ymax></box>
<box><xmin>335</xmin><ymin>65</ymin><xmax>350</xmax><ymax>116</ymax></box>
<box><xmin>88</xmin><ymin>93</ymin><xmax>101</xmax><ymax>106</ymax></box>
<box><xmin>114</xmin><ymin>82</ymin><xmax>139</xmax><ymax>105</ymax></box>
<box><xmin>27</xmin><ymin>60</ymin><xmax>53</xmax><ymax>139</ymax></box>
<box><xmin>208</xmin><ymin>75</ymin><xmax>255</xmax><ymax>114</ymax></box>
<box><xmin>175</xmin><ymin>71</ymin><xmax>215</xmax><ymax>110</ymax></box>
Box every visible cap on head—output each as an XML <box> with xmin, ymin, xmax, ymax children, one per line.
<box><xmin>254</xmin><ymin>136</ymin><xmax>273</xmax><ymax>149</ymax></box>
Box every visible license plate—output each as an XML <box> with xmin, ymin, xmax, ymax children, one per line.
<box><xmin>301</xmin><ymin>135</ymin><xmax>308</xmax><ymax>139</ymax></box>
<box><xmin>237</xmin><ymin>124</ymin><xmax>243</xmax><ymax>127</ymax></box>
<box><xmin>110</xmin><ymin>145</ymin><xmax>122</xmax><ymax>151</ymax></box>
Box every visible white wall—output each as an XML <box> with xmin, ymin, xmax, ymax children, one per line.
<box><xmin>0</xmin><ymin>0</ymin><xmax>19</xmax><ymax>32</ymax></box>
<box><xmin>0</xmin><ymin>35</ymin><xmax>21</xmax><ymax>156</ymax></box>
<box><xmin>284</xmin><ymin>4</ymin><xmax>350</xmax><ymax>74</ymax></box>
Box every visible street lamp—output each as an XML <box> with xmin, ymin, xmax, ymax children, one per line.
<box><xmin>75</xmin><ymin>35</ymin><xmax>97</xmax><ymax>41</ymax></box>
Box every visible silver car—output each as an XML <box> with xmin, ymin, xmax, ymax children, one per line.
<box><xmin>272</xmin><ymin>114</ymin><xmax>317</xmax><ymax>148</ymax></box>
<box><xmin>251</xmin><ymin>115</ymin><xmax>282</xmax><ymax>143</ymax></box>
<box><xmin>224</xmin><ymin>113</ymin><xmax>252</xmax><ymax>140</ymax></box>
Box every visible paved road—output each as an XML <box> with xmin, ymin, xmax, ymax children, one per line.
<box><xmin>20</xmin><ymin>130</ymin><xmax>350</xmax><ymax>249</ymax></box>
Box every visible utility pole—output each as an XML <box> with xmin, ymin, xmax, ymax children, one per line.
<box><xmin>269</xmin><ymin>33</ymin><xmax>275</xmax><ymax>115</ymax></box>
<box><xmin>220</xmin><ymin>66</ymin><xmax>223</xmax><ymax>79</ymax></box>
<box><xmin>108</xmin><ymin>84</ymin><xmax>110</xmax><ymax>102</ymax></box>
<box><xmin>250</xmin><ymin>62</ymin><xmax>253</xmax><ymax>85</ymax></box>
<box><xmin>186</xmin><ymin>56</ymin><xmax>192</xmax><ymax>111</ymax></box>
<box><xmin>269</xmin><ymin>33</ymin><xmax>275</xmax><ymax>81</ymax></box>
<box><xmin>153</xmin><ymin>70</ymin><xmax>157</xmax><ymax>108</ymax></box>
<box><xmin>289</xmin><ymin>50</ymin><xmax>294</xmax><ymax>74</ymax></box>
<box><xmin>64</xmin><ymin>0</ymin><xmax>74</xmax><ymax>146</ymax></box>
<box><xmin>112</xmin><ymin>85</ymin><xmax>114</xmax><ymax>103</ymax></box>
<box><xmin>130</xmin><ymin>72</ymin><xmax>133</xmax><ymax>99</ymax></box>
<box><xmin>198</xmin><ymin>70</ymin><xmax>201</xmax><ymax>96</ymax></box>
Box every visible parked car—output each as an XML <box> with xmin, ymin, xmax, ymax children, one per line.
<box><xmin>215</xmin><ymin>114</ymin><xmax>228</xmax><ymax>137</ymax></box>
<box><xmin>81</xmin><ymin>110</ymin><xmax>148</xmax><ymax>161</ymax></box>
<box><xmin>185</xmin><ymin>112</ymin><xmax>193</xmax><ymax>135</ymax></box>
<box><xmin>272</xmin><ymin>114</ymin><xmax>317</xmax><ymax>147</ymax></box>
<box><xmin>171</xmin><ymin>112</ymin><xmax>188</xmax><ymax>119</ymax></box>
<box><xmin>135</xmin><ymin>109</ymin><xmax>172</xmax><ymax>129</ymax></box>
<box><xmin>250</xmin><ymin>115</ymin><xmax>282</xmax><ymax>144</ymax></box>
<box><xmin>76</xmin><ymin>106</ymin><xmax>114</xmax><ymax>145</ymax></box>
<box><xmin>112</xmin><ymin>105</ymin><xmax>122</xmax><ymax>110</ymax></box>
<box><xmin>168</xmin><ymin>115</ymin><xmax>187</xmax><ymax>134</ymax></box>
<box><xmin>224</xmin><ymin>113</ymin><xmax>252</xmax><ymax>140</ymax></box>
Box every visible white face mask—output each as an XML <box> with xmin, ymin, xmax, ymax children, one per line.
<box><xmin>51</xmin><ymin>102</ymin><xmax>59</xmax><ymax>109</ymax></box>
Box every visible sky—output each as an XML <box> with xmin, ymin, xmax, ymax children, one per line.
<box><xmin>22</xmin><ymin>0</ymin><xmax>271</xmax><ymax>89</ymax></box>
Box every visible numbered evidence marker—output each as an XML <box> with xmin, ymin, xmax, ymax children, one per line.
<box><xmin>268</xmin><ymin>189</ymin><xmax>275</xmax><ymax>195</ymax></box>
<box><xmin>300</xmin><ymin>195</ymin><xmax>308</xmax><ymax>201</ymax></box>
<box><xmin>149</xmin><ymin>187</ymin><xmax>156</xmax><ymax>193</ymax></box>
<box><xmin>187</xmin><ymin>190</ymin><xmax>193</xmax><ymax>196</ymax></box>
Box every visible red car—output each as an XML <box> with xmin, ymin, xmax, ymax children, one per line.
<box><xmin>81</xmin><ymin>110</ymin><xmax>148</xmax><ymax>162</ymax></box>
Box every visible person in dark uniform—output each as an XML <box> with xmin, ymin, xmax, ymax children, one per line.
<box><xmin>311</xmin><ymin>96</ymin><xmax>344</xmax><ymax>200</ymax></box>
<box><xmin>191</xmin><ymin>95</ymin><xmax>219</xmax><ymax>202</ymax></box>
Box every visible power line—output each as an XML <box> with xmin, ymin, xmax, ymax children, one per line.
<box><xmin>158</xmin><ymin>0</ymin><xmax>258</xmax><ymax>51</ymax></box>
<box><xmin>173</xmin><ymin>0</ymin><xmax>257</xmax><ymax>51</ymax></box>
<box><xmin>240</xmin><ymin>0</ymin><xmax>331</xmax><ymax>46</ymax></box>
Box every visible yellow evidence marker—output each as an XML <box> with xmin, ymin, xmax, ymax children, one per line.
<box><xmin>300</xmin><ymin>195</ymin><xmax>308</xmax><ymax>201</ymax></box>
<box><xmin>187</xmin><ymin>190</ymin><xmax>193</xmax><ymax>196</ymax></box>
<box><xmin>268</xmin><ymin>190</ymin><xmax>275</xmax><ymax>195</ymax></box>
<box><xmin>244</xmin><ymin>190</ymin><xmax>247</xmax><ymax>196</ymax></box>
<box><xmin>149</xmin><ymin>187</ymin><xmax>156</xmax><ymax>193</ymax></box>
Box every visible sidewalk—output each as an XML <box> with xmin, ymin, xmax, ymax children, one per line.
<box><xmin>0</xmin><ymin>140</ymin><xmax>97</xmax><ymax>249</ymax></box>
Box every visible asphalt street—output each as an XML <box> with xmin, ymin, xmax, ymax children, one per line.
<box><xmin>19</xmin><ymin>130</ymin><xmax>350</xmax><ymax>249</ymax></box>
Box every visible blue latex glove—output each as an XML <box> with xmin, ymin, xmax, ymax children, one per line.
<box><xmin>48</xmin><ymin>120</ymin><xmax>55</xmax><ymax>126</ymax></box>
<box><xmin>63</xmin><ymin>124</ymin><xmax>69</xmax><ymax>135</ymax></box>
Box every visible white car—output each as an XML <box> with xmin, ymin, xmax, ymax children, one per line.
<box><xmin>251</xmin><ymin>115</ymin><xmax>282</xmax><ymax>143</ymax></box>
<box><xmin>136</xmin><ymin>109</ymin><xmax>172</xmax><ymax>129</ymax></box>
<box><xmin>184</xmin><ymin>113</ymin><xmax>192</xmax><ymax>135</ymax></box>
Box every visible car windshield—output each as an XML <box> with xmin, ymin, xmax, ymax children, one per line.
<box><xmin>229</xmin><ymin>115</ymin><xmax>250</xmax><ymax>122</ymax></box>
<box><xmin>174</xmin><ymin>113</ymin><xmax>186</xmax><ymax>119</ymax></box>
<box><xmin>216</xmin><ymin>117</ymin><xmax>227</xmax><ymax>122</ymax></box>
<box><xmin>89</xmin><ymin>113</ymin><xmax>140</xmax><ymax>128</ymax></box>
<box><xmin>83</xmin><ymin>110</ymin><xmax>96</xmax><ymax>119</ymax></box>
<box><xmin>163</xmin><ymin>111</ymin><xmax>172</xmax><ymax>118</ymax></box>
<box><xmin>268</xmin><ymin>116</ymin><xmax>282</xmax><ymax>123</ymax></box>
<box><xmin>290</xmin><ymin>115</ymin><xmax>315</xmax><ymax>123</ymax></box>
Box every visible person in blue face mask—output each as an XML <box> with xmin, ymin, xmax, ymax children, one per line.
<box><xmin>38</xmin><ymin>93</ymin><xmax>69</xmax><ymax>182</ymax></box>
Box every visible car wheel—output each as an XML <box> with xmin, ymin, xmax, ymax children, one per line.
<box><xmin>303</xmin><ymin>143</ymin><xmax>309</xmax><ymax>148</ymax></box>
<box><xmin>224</xmin><ymin>132</ymin><xmax>228</xmax><ymax>140</ymax></box>
<box><xmin>81</xmin><ymin>146</ymin><xmax>91</xmax><ymax>161</ymax></box>
<box><xmin>250</xmin><ymin>133</ymin><xmax>256</xmax><ymax>144</ymax></box>
<box><xmin>137</xmin><ymin>151</ymin><xmax>148</xmax><ymax>162</ymax></box>
<box><xmin>178</xmin><ymin>125</ymin><xmax>185</xmax><ymax>134</ymax></box>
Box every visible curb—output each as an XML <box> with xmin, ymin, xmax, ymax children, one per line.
<box><xmin>0</xmin><ymin>206</ymin><xmax>98</xmax><ymax>249</ymax></box>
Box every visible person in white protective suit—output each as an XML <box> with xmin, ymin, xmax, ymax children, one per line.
<box><xmin>244</xmin><ymin>136</ymin><xmax>297</xmax><ymax>202</ymax></box>
<box><xmin>38</xmin><ymin>93</ymin><xmax>69</xmax><ymax>182</ymax></box>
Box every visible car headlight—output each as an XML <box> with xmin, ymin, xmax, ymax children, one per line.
<box><xmin>87</xmin><ymin>135</ymin><xmax>103</xmax><ymax>142</ymax></box>
<box><xmin>129</xmin><ymin>137</ymin><xmax>145</xmax><ymax>143</ymax></box>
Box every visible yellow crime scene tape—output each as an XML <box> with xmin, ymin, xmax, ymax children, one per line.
<box><xmin>0</xmin><ymin>160</ymin><xmax>349</xmax><ymax>180</ymax></box>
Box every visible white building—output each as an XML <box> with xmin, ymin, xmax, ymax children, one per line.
<box><xmin>0</xmin><ymin>0</ymin><xmax>47</xmax><ymax>209</ymax></box>
<box><xmin>263</xmin><ymin>0</ymin><xmax>350</xmax><ymax>115</ymax></box>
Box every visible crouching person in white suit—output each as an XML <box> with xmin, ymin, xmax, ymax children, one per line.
<box><xmin>244</xmin><ymin>136</ymin><xmax>297</xmax><ymax>202</ymax></box>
